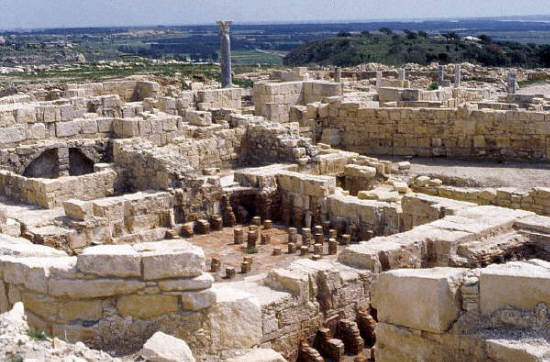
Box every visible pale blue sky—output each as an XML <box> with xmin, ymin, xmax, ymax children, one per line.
<box><xmin>1</xmin><ymin>0</ymin><xmax>549</xmax><ymax>29</ymax></box>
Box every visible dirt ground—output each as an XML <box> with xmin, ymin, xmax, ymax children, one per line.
<box><xmin>187</xmin><ymin>224</ymin><xmax>341</xmax><ymax>282</ymax></box>
<box><xmin>518</xmin><ymin>81</ymin><xmax>550</xmax><ymax>96</ymax></box>
<box><xmin>387</xmin><ymin>157</ymin><xmax>550</xmax><ymax>188</ymax></box>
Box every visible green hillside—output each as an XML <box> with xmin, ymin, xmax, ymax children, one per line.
<box><xmin>284</xmin><ymin>31</ymin><xmax>550</xmax><ymax>68</ymax></box>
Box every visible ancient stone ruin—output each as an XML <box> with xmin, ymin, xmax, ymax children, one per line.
<box><xmin>1</xmin><ymin>50</ymin><xmax>550</xmax><ymax>361</ymax></box>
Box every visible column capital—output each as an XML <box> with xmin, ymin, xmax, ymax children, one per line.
<box><xmin>217</xmin><ymin>20</ymin><xmax>233</xmax><ymax>34</ymax></box>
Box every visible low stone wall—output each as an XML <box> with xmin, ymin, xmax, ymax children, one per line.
<box><xmin>413</xmin><ymin>176</ymin><xmax>550</xmax><ymax>217</ymax></box>
<box><xmin>197</xmin><ymin>88</ymin><xmax>243</xmax><ymax>110</ymax></box>
<box><xmin>0</xmin><ymin>139</ymin><xmax>109</xmax><ymax>176</ymax></box>
<box><xmin>63</xmin><ymin>191</ymin><xmax>173</xmax><ymax>250</ymax></box>
<box><xmin>314</xmin><ymin>100</ymin><xmax>550</xmax><ymax>160</ymax></box>
<box><xmin>276</xmin><ymin>171</ymin><xmax>336</xmax><ymax>228</ymax></box>
<box><xmin>0</xmin><ymin>165</ymin><xmax>122</xmax><ymax>209</ymax></box>
<box><xmin>0</xmin><ymin>96</ymin><xmax>123</xmax><ymax>147</ymax></box>
<box><xmin>372</xmin><ymin>262</ymin><xmax>550</xmax><ymax>361</ymax></box>
<box><xmin>253</xmin><ymin>81</ymin><xmax>343</xmax><ymax>122</ymax></box>
<box><xmin>342</xmin><ymin>203</ymin><xmax>541</xmax><ymax>271</ymax></box>
<box><xmin>65</xmin><ymin>79</ymin><xmax>160</xmax><ymax>101</ymax></box>
<box><xmin>0</xmin><ymin>240</ymin><xmax>214</xmax><ymax>354</ymax></box>
<box><xmin>326</xmin><ymin>193</ymin><xmax>401</xmax><ymax>238</ymax></box>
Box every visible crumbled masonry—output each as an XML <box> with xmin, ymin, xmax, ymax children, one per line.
<box><xmin>1</xmin><ymin>61</ymin><xmax>550</xmax><ymax>361</ymax></box>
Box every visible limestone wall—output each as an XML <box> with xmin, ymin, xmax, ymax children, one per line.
<box><xmin>316</xmin><ymin>100</ymin><xmax>550</xmax><ymax>160</ymax></box>
<box><xmin>413</xmin><ymin>177</ymin><xmax>550</xmax><ymax>217</ymax></box>
<box><xmin>253</xmin><ymin>81</ymin><xmax>343</xmax><ymax>122</ymax></box>
<box><xmin>0</xmin><ymin>166</ymin><xmax>122</xmax><ymax>209</ymax></box>
<box><xmin>63</xmin><ymin>191</ymin><xmax>173</xmax><ymax>250</ymax></box>
<box><xmin>0</xmin><ymin>96</ymin><xmax>123</xmax><ymax>148</ymax></box>
<box><xmin>0</xmin><ymin>139</ymin><xmax>109</xmax><ymax>176</ymax></box>
<box><xmin>197</xmin><ymin>88</ymin><xmax>243</xmax><ymax>110</ymax></box>
<box><xmin>0</xmin><ymin>240</ymin><xmax>214</xmax><ymax>354</ymax></box>
<box><xmin>65</xmin><ymin>80</ymin><xmax>160</xmax><ymax>101</ymax></box>
<box><xmin>326</xmin><ymin>193</ymin><xmax>401</xmax><ymax>237</ymax></box>
<box><xmin>372</xmin><ymin>262</ymin><xmax>550</xmax><ymax>361</ymax></box>
<box><xmin>276</xmin><ymin>171</ymin><xmax>336</xmax><ymax>228</ymax></box>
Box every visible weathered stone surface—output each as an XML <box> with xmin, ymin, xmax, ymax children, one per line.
<box><xmin>48</xmin><ymin>278</ymin><xmax>145</xmax><ymax>298</ymax></box>
<box><xmin>135</xmin><ymin>240</ymin><xmax>205</xmax><ymax>280</ymax></box>
<box><xmin>158</xmin><ymin>274</ymin><xmax>214</xmax><ymax>291</ymax></box>
<box><xmin>117</xmin><ymin>295</ymin><xmax>179</xmax><ymax>319</ymax></box>
<box><xmin>372</xmin><ymin>267</ymin><xmax>467</xmax><ymax>333</ymax></box>
<box><xmin>208</xmin><ymin>284</ymin><xmax>263</xmax><ymax>351</ymax></box>
<box><xmin>77</xmin><ymin>244</ymin><xmax>141</xmax><ymax>278</ymax></box>
<box><xmin>224</xmin><ymin>349</ymin><xmax>287</xmax><ymax>362</ymax></box>
<box><xmin>57</xmin><ymin>299</ymin><xmax>103</xmax><ymax>323</ymax></box>
<box><xmin>141</xmin><ymin>331</ymin><xmax>195</xmax><ymax>362</ymax></box>
<box><xmin>480</xmin><ymin>261</ymin><xmax>550</xmax><ymax>315</ymax></box>
<box><xmin>180</xmin><ymin>289</ymin><xmax>216</xmax><ymax>311</ymax></box>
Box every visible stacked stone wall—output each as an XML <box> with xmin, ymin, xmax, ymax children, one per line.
<box><xmin>317</xmin><ymin>101</ymin><xmax>550</xmax><ymax>160</ymax></box>
<box><xmin>0</xmin><ymin>240</ymin><xmax>214</xmax><ymax>354</ymax></box>
<box><xmin>0</xmin><ymin>166</ymin><xmax>121</xmax><ymax>209</ymax></box>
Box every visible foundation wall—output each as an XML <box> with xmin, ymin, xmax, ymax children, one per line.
<box><xmin>0</xmin><ymin>166</ymin><xmax>122</xmax><ymax>209</ymax></box>
<box><xmin>0</xmin><ymin>240</ymin><xmax>213</xmax><ymax>354</ymax></box>
<box><xmin>316</xmin><ymin>101</ymin><xmax>550</xmax><ymax>160</ymax></box>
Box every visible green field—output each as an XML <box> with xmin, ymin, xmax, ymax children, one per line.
<box><xmin>0</xmin><ymin>63</ymin><xmax>258</xmax><ymax>88</ymax></box>
<box><xmin>231</xmin><ymin>50</ymin><xmax>286</xmax><ymax>66</ymax></box>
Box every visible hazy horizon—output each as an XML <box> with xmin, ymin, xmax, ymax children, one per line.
<box><xmin>1</xmin><ymin>0</ymin><xmax>550</xmax><ymax>30</ymax></box>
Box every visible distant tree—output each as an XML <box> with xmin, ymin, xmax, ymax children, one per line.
<box><xmin>479</xmin><ymin>34</ymin><xmax>492</xmax><ymax>44</ymax></box>
<box><xmin>448</xmin><ymin>32</ymin><xmax>461</xmax><ymax>41</ymax></box>
<box><xmin>438</xmin><ymin>52</ymin><xmax>450</xmax><ymax>63</ymax></box>
<box><xmin>391</xmin><ymin>34</ymin><xmax>401</xmax><ymax>42</ymax></box>
<box><xmin>379</xmin><ymin>27</ymin><xmax>393</xmax><ymax>35</ymax></box>
<box><xmin>338</xmin><ymin>31</ymin><xmax>352</xmax><ymax>37</ymax></box>
<box><xmin>361</xmin><ymin>31</ymin><xmax>371</xmax><ymax>37</ymax></box>
<box><xmin>404</xmin><ymin>29</ymin><xmax>418</xmax><ymax>40</ymax></box>
<box><xmin>418</xmin><ymin>31</ymin><xmax>428</xmax><ymax>38</ymax></box>
<box><xmin>538</xmin><ymin>45</ymin><xmax>550</xmax><ymax>67</ymax></box>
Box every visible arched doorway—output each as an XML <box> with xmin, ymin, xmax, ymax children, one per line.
<box><xmin>69</xmin><ymin>148</ymin><xmax>95</xmax><ymax>176</ymax></box>
<box><xmin>23</xmin><ymin>149</ymin><xmax>59</xmax><ymax>179</ymax></box>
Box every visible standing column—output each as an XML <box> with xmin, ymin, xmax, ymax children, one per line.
<box><xmin>438</xmin><ymin>65</ymin><xmax>445</xmax><ymax>84</ymax></box>
<box><xmin>398</xmin><ymin>68</ymin><xmax>406</xmax><ymax>81</ymax></box>
<box><xmin>335</xmin><ymin>67</ymin><xmax>342</xmax><ymax>82</ymax></box>
<box><xmin>508</xmin><ymin>71</ymin><xmax>517</xmax><ymax>95</ymax></box>
<box><xmin>217</xmin><ymin>20</ymin><xmax>233</xmax><ymax>88</ymax></box>
<box><xmin>376</xmin><ymin>71</ymin><xmax>382</xmax><ymax>87</ymax></box>
<box><xmin>454</xmin><ymin>64</ymin><xmax>462</xmax><ymax>88</ymax></box>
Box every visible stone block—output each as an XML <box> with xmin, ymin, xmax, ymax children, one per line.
<box><xmin>180</xmin><ymin>289</ymin><xmax>216</xmax><ymax>311</ymax></box>
<box><xmin>207</xmin><ymin>284</ymin><xmax>263</xmax><ymax>351</ymax></box>
<box><xmin>58</xmin><ymin>299</ymin><xmax>103</xmax><ymax>323</ymax></box>
<box><xmin>224</xmin><ymin>349</ymin><xmax>286</xmax><ymax>362</ymax></box>
<box><xmin>135</xmin><ymin>240</ymin><xmax>205</xmax><ymax>280</ymax></box>
<box><xmin>141</xmin><ymin>331</ymin><xmax>196</xmax><ymax>362</ymax></box>
<box><xmin>0</xmin><ymin>125</ymin><xmax>26</xmax><ymax>144</ymax></box>
<box><xmin>63</xmin><ymin>199</ymin><xmax>93</xmax><ymax>221</ymax></box>
<box><xmin>480</xmin><ymin>261</ymin><xmax>550</xmax><ymax>315</ymax></box>
<box><xmin>56</xmin><ymin>120</ymin><xmax>82</xmax><ymax>137</ymax></box>
<box><xmin>344</xmin><ymin>164</ymin><xmax>377</xmax><ymax>178</ymax></box>
<box><xmin>372</xmin><ymin>267</ymin><xmax>467</xmax><ymax>333</ymax></box>
<box><xmin>186</xmin><ymin>110</ymin><xmax>212</xmax><ymax>126</ymax></box>
<box><xmin>48</xmin><ymin>278</ymin><xmax>145</xmax><ymax>298</ymax></box>
<box><xmin>76</xmin><ymin>244</ymin><xmax>141</xmax><ymax>278</ymax></box>
<box><xmin>117</xmin><ymin>294</ymin><xmax>179</xmax><ymax>319</ymax></box>
<box><xmin>158</xmin><ymin>274</ymin><xmax>214</xmax><ymax>291</ymax></box>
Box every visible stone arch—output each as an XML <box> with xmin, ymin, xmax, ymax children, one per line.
<box><xmin>23</xmin><ymin>149</ymin><xmax>59</xmax><ymax>179</ymax></box>
<box><xmin>69</xmin><ymin>148</ymin><xmax>95</xmax><ymax>176</ymax></box>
